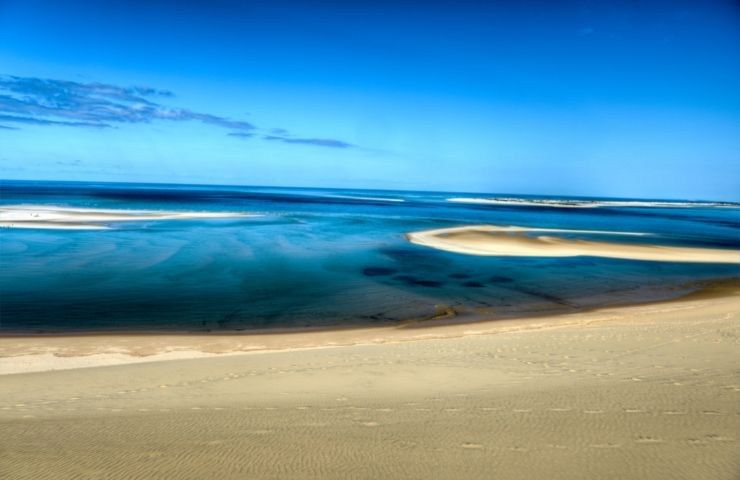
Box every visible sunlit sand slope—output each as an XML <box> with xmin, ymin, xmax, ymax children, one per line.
<box><xmin>1</xmin><ymin>290</ymin><xmax>738</xmax><ymax>479</ymax></box>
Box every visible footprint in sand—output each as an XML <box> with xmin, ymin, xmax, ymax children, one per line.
<box><xmin>705</xmin><ymin>434</ymin><xmax>735</xmax><ymax>442</ymax></box>
<box><xmin>635</xmin><ymin>436</ymin><xmax>664</xmax><ymax>444</ymax></box>
<box><xmin>687</xmin><ymin>438</ymin><xmax>708</xmax><ymax>445</ymax></box>
<box><xmin>461</xmin><ymin>443</ymin><xmax>484</xmax><ymax>449</ymax></box>
<box><xmin>362</xmin><ymin>422</ymin><xmax>380</xmax><ymax>427</ymax></box>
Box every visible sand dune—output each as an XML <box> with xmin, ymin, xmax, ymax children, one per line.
<box><xmin>0</xmin><ymin>286</ymin><xmax>738</xmax><ymax>479</ymax></box>
<box><xmin>407</xmin><ymin>225</ymin><xmax>740</xmax><ymax>264</ymax></box>
<box><xmin>0</xmin><ymin>205</ymin><xmax>257</xmax><ymax>229</ymax></box>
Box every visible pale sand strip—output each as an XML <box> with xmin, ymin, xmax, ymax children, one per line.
<box><xmin>0</xmin><ymin>205</ymin><xmax>257</xmax><ymax>229</ymax></box>
<box><xmin>407</xmin><ymin>225</ymin><xmax>740</xmax><ymax>264</ymax></box>
<box><xmin>0</xmin><ymin>284</ymin><xmax>738</xmax><ymax>479</ymax></box>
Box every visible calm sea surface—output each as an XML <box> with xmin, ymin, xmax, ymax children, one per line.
<box><xmin>1</xmin><ymin>180</ymin><xmax>738</xmax><ymax>333</ymax></box>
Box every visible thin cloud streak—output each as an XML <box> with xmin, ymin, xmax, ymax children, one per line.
<box><xmin>0</xmin><ymin>113</ymin><xmax>112</xmax><ymax>128</ymax></box>
<box><xmin>262</xmin><ymin>135</ymin><xmax>353</xmax><ymax>148</ymax></box>
<box><xmin>0</xmin><ymin>75</ymin><xmax>354</xmax><ymax>149</ymax></box>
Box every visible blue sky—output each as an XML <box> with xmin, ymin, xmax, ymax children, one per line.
<box><xmin>1</xmin><ymin>0</ymin><xmax>738</xmax><ymax>200</ymax></box>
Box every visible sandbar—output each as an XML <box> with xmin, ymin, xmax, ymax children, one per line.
<box><xmin>407</xmin><ymin>225</ymin><xmax>740</xmax><ymax>264</ymax></box>
<box><xmin>0</xmin><ymin>205</ymin><xmax>257</xmax><ymax>229</ymax></box>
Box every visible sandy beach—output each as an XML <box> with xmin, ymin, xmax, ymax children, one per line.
<box><xmin>1</xmin><ymin>281</ymin><xmax>738</xmax><ymax>479</ymax></box>
<box><xmin>407</xmin><ymin>225</ymin><xmax>740</xmax><ymax>264</ymax></box>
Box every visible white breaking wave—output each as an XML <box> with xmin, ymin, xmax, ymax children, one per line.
<box><xmin>446</xmin><ymin>197</ymin><xmax>739</xmax><ymax>209</ymax></box>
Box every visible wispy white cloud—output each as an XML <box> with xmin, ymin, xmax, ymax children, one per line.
<box><xmin>0</xmin><ymin>75</ymin><xmax>354</xmax><ymax>149</ymax></box>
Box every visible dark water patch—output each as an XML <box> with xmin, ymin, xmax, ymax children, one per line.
<box><xmin>362</xmin><ymin>266</ymin><xmax>398</xmax><ymax>277</ymax></box>
<box><xmin>462</xmin><ymin>281</ymin><xmax>485</xmax><ymax>288</ymax></box>
<box><xmin>380</xmin><ymin>246</ymin><xmax>432</xmax><ymax>261</ymax></box>
<box><xmin>488</xmin><ymin>275</ymin><xmax>514</xmax><ymax>283</ymax></box>
<box><xmin>379</xmin><ymin>246</ymin><xmax>449</xmax><ymax>274</ymax></box>
<box><xmin>88</xmin><ymin>189</ymin><xmax>409</xmax><ymax>208</ymax></box>
<box><xmin>448</xmin><ymin>273</ymin><xmax>471</xmax><ymax>279</ymax></box>
<box><xmin>508</xmin><ymin>285</ymin><xmax>574</xmax><ymax>307</ymax></box>
<box><xmin>542</xmin><ymin>258</ymin><xmax>599</xmax><ymax>269</ymax></box>
<box><xmin>395</xmin><ymin>275</ymin><xmax>444</xmax><ymax>288</ymax></box>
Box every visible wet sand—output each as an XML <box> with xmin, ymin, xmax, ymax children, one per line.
<box><xmin>407</xmin><ymin>225</ymin><xmax>740</xmax><ymax>264</ymax></box>
<box><xmin>1</xmin><ymin>283</ymin><xmax>738</xmax><ymax>479</ymax></box>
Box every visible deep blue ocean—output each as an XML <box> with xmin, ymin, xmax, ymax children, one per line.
<box><xmin>1</xmin><ymin>180</ymin><xmax>738</xmax><ymax>333</ymax></box>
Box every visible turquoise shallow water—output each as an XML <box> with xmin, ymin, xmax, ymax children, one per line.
<box><xmin>1</xmin><ymin>180</ymin><xmax>738</xmax><ymax>333</ymax></box>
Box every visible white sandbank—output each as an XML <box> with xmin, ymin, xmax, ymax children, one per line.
<box><xmin>407</xmin><ymin>225</ymin><xmax>740</xmax><ymax>264</ymax></box>
<box><xmin>0</xmin><ymin>205</ymin><xmax>258</xmax><ymax>230</ymax></box>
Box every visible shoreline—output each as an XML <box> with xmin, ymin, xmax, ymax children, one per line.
<box><xmin>2</xmin><ymin>276</ymin><xmax>739</xmax><ymax>479</ymax></box>
<box><xmin>2</xmin><ymin>277</ymin><xmax>737</xmax><ymax>375</ymax></box>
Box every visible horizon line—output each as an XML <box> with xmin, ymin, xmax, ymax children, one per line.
<box><xmin>1</xmin><ymin>177</ymin><xmax>738</xmax><ymax>204</ymax></box>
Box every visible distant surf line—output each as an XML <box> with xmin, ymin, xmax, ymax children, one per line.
<box><xmin>446</xmin><ymin>197</ymin><xmax>739</xmax><ymax>209</ymax></box>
